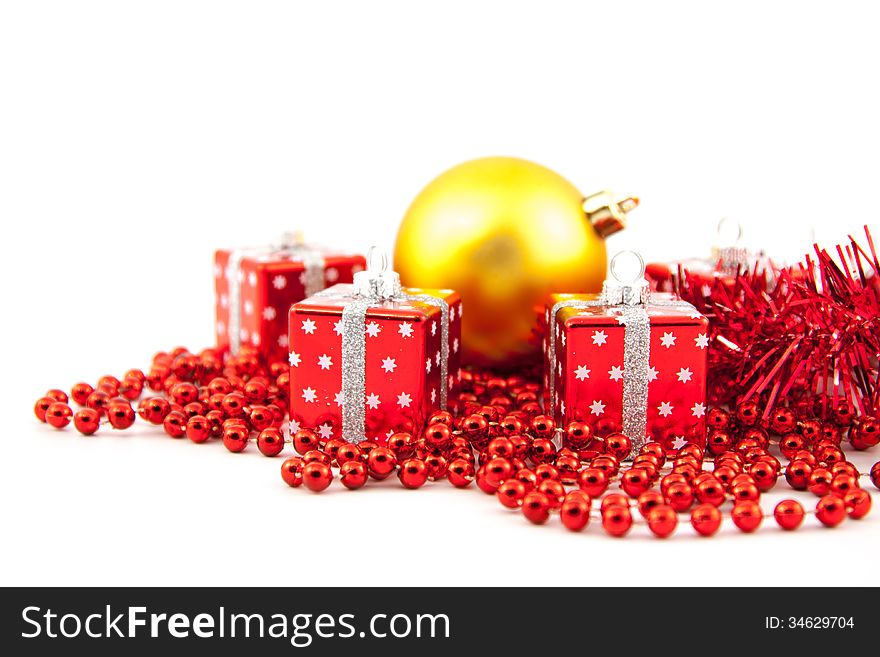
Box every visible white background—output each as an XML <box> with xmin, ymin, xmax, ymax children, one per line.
<box><xmin>1</xmin><ymin>1</ymin><xmax>878</xmax><ymax>587</ymax></box>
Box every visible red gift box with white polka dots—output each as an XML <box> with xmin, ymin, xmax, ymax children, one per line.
<box><xmin>544</xmin><ymin>293</ymin><xmax>709</xmax><ymax>451</ymax></box>
<box><xmin>214</xmin><ymin>249</ymin><xmax>366</xmax><ymax>365</ymax></box>
<box><xmin>288</xmin><ymin>286</ymin><xmax>462</xmax><ymax>443</ymax></box>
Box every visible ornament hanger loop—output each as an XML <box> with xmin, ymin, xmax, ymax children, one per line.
<box><xmin>716</xmin><ymin>217</ymin><xmax>743</xmax><ymax>245</ymax></box>
<box><xmin>610</xmin><ymin>250</ymin><xmax>646</xmax><ymax>285</ymax></box>
<box><xmin>366</xmin><ymin>246</ymin><xmax>388</xmax><ymax>273</ymax></box>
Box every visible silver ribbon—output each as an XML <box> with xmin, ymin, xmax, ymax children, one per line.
<box><xmin>313</xmin><ymin>251</ymin><xmax>449</xmax><ymax>443</ymax></box>
<box><xmin>226</xmin><ymin>233</ymin><xmax>326</xmax><ymax>354</ymax></box>
<box><xmin>547</xmin><ymin>252</ymin><xmax>695</xmax><ymax>455</ymax></box>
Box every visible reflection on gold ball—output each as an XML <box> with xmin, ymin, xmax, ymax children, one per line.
<box><xmin>394</xmin><ymin>156</ymin><xmax>616</xmax><ymax>368</ymax></box>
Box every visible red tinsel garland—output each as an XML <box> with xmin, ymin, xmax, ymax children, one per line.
<box><xmin>676</xmin><ymin>226</ymin><xmax>879</xmax><ymax>421</ymax></box>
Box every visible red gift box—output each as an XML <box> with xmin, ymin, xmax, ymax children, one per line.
<box><xmin>214</xmin><ymin>237</ymin><xmax>365</xmax><ymax>364</ymax></box>
<box><xmin>288</xmin><ymin>273</ymin><xmax>461</xmax><ymax>443</ymax></box>
<box><xmin>545</xmin><ymin>283</ymin><xmax>709</xmax><ymax>455</ymax></box>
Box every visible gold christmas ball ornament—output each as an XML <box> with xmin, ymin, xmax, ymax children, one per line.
<box><xmin>393</xmin><ymin>156</ymin><xmax>637</xmax><ymax>368</ymax></box>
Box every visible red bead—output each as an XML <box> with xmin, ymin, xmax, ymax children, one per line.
<box><xmin>621</xmin><ymin>468</ymin><xmax>651</xmax><ymax>498</ymax></box>
<box><xmin>46</xmin><ymin>389</ymin><xmax>69</xmax><ymax>404</ymax></box>
<box><xmin>784</xmin><ymin>460</ymin><xmax>813</xmax><ymax>490</ymax></box>
<box><xmin>807</xmin><ymin>468</ymin><xmax>833</xmax><ymax>496</ymax></box>
<box><xmin>706</xmin><ymin>407</ymin><xmax>731</xmax><ymax>431</ymax></box>
<box><xmin>303</xmin><ymin>449</ymin><xmax>331</xmax><ymax>465</ymax></box>
<box><xmin>735</xmin><ymin>400</ymin><xmax>761</xmax><ymax>426</ymax></box>
<box><xmin>446</xmin><ymin>459</ymin><xmax>475</xmax><ymax>488</ymax></box>
<box><xmin>731</xmin><ymin>500</ymin><xmax>763</xmax><ymax>532</ymax></box>
<box><xmin>731</xmin><ymin>481</ymin><xmax>760</xmax><ymax>503</ymax></box>
<box><xmin>186</xmin><ymin>415</ymin><xmax>211</xmax><ymax>443</ymax></box>
<box><xmin>248</xmin><ymin>406</ymin><xmax>273</xmax><ymax>432</ymax></box>
<box><xmin>578</xmin><ymin>467</ymin><xmax>608</xmax><ymax>497</ymax></box>
<box><xmin>106</xmin><ymin>402</ymin><xmax>135</xmax><ymax>430</ymax></box>
<box><xmin>70</xmin><ymin>383</ymin><xmax>95</xmax><ymax>406</ymax></box>
<box><xmin>335</xmin><ymin>443</ymin><xmax>362</xmax><ymax>466</ymax></box>
<box><xmin>601</xmin><ymin>504</ymin><xmax>633</xmax><ymax>537</ymax></box>
<box><xmin>496</xmin><ymin>479</ymin><xmax>527</xmax><ymax>508</ymax></box>
<box><xmin>73</xmin><ymin>408</ymin><xmax>101</xmax><ymax>435</ymax></box>
<box><xmin>554</xmin><ymin>455</ymin><xmax>580</xmax><ymax>484</ymax></box>
<box><xmin>424</xmin><ymin>454</ymin><xmax>448</xmax><ymax>481</ymax></box>
<box><xmin>529</xmin><ymin>438</ymin><xmax>556</xmax><ymax>465</ymax></box>
<box><xmin>560</xmin><ymin>495</ymin><xmax>591</xmax><ymax>531</ymax></box>
<box><xmin>281</xmin><ymin>457</ymin><xmax>305</xmax><ymax>487</ymax></box>
<box><xmin>118</xmin><ymin>376</ymin><xmax>143</xmax><ymax>401</ymax></box>
<box><xmin>830</xmin><ymin>473</ymin><xmax>858</xmax><ymax>497</ymax></box>
<box><xmin>600</xmin><ymin>493</ymin><xmax>629</xmax><ymax>512</ymax></box>
<box><xmin>769</xmin><ymin>407</ymin><xmax>796</xmax><ymax>434</ymax></box>
<box><xmin>398</xmin><ymin>458</ymin><xmax>428</xmax><ymax>489</ymax></box>
<box><xmin>871</xmin><ymin>462</ymin><xmax>880</xmax><ymax>490</ymax></box>
<box><xmin>484</xmin><ymin>457</ymin><xmax>514</xmax><ymax>488</ymax></box>
<box><xmin>844</xmin><ymin>489</ymin><xmax>872</xmax><ymax>519</ymax></box>
<box><xmin>537</xmin><ymin>479</ymin><xmax>566</xmax><ymax>508</ymax></box>
<box><xmin>637</xmin><ymin>490</ymin><xmax>664</xmax><ymax>517</ymax></box>
<box><xmin>170</xmin><ymin>382</ymin><xmax>199</xmax><ymax>405</ymax></box>
<box><xmin>749</xmin><ymin>460</ymin><xmax>778</xmax><ymax>492</ymax></box>
<box><xmin>530</xmin><ymin>414</ymin><xmax>556</xmax><ymax>439</ymax></box>
<box><xmin>427</xmin><ymin>410</ymin><xmax>455</xmax><ymax>427</ymax></box>
<box><xmin>302</xmin><ymin>461</ymin><xmax>333</xmax><ymax>492</ymax></box>
<box><xmin>45</xmin><ymin>402</ymin><xmax>73</xmax><ymax>428</ymax></box>
<box><xmin>222</xmin><ymin>425</ymin><xmax>249</xmax><ymax>453</ymax></box>
<box><xmin>340</xmin><ymin>461</ymin><xmax>368</xmax><ymax>489</ymax></box>
<box><xmin>694</xmin><ymin>478</ymin><xmax>726</xmax><ymax>507</ymax></box>
<box><xmin>646</xmin><ymin>504</ymin><xmax>678</xmax><ymax>538</ymax></box>
<box><xmin>257</xmin><ymin>428</ymin><xmax>285</xmax><ymax>456</ymax></box>
<box><xmin>293</xmin><ymin>429</ymin><xmax>321</xmax><ymax>455</ymax></box>
<box><xmin>773</xmin><ymin>499</ymin><xmax>804</xmax><ymax>530</ymax></box>
<box><xmin>690</xmin><ymin>503</ymin><xmax>722</xmax><ymax>536</ymax></box>
<box><xmin>665</xmin><ymin>482</ymin><xmax>695</xmax><ymax>512</ymax></box>
<box><xmin>521</xmin><ymin>491</ymin><xmax>551</xmax><ymax>524</ymax></box>
<box><xmin>137</xmin><ymin>397</ymin><xmax>171</xmax><ymax>424</ymax></box>
<box><xmin>34</xmin><ymin>397</ymin><xmax>54</xmax><ymax>422</ymax></box>
<box><xmin>815</xmin><ymin>494</ymin><xmax>846</xmax><ymax>527</ymax></box>
<box><xmin>387</xmin><ymin>432</ymin><xmax>415</xmax><ymax>460</ymax></box>
<box><xmin>163</xmin><ymin>410</ymin><xmax>187</xmax><ymax>438</ymax></box>
<box><xmin>591</xmin><ymin>455</ymin><xmax>620</xmax><ymax>477</ymax></box>
<box><xmin>779</xmin><ymin>433</ymin><xmax>806</xmax><ymax>460</ymax></box>
<box><xmin>605</xmin><ymin>432</ymin><xmax>633</xmax><ymax>460</ymax></box>
<box><xmin>424</xmin><ymin>423</ymin><xmax>453</xmax><ymax>451</ymax></box>
<box><xmin>367</xmin><ymin>447</ymin><xmax>397</xmax><ymax>480</ymax></box>
<box><xmin>850</xmin><ymin>416</ymin><xmax>880</xmax><ymax>450</ymax></box>
<box><xmin>564</xmin><ymin>421</ymin><xmax>593</xmax><ymax>450</ymax></box>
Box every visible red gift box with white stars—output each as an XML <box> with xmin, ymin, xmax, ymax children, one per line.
<box><xmin>214</xmin><ymin>248</ymin><xmax>366</xmax><ymax>364</ymax></box>
<box><xmin>288</xmin><ymin>286</ymin><xmax>462</xmax><ymax>443</ymax></box>
<box><xmin>544</xmin><ymin>293</ymin><xmax>709</xmax><ymax>450</ymax></box>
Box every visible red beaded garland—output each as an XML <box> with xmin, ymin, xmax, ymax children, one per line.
<box><xmin>73</xmin><ymin>408</ymin><xmax>101</xmax><ymax>435</ymax></box>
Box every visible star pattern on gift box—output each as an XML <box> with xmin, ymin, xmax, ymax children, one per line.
<box><xmin>272</xmin><ymin>275</ymin><xmax>287</xmax><ymax>290</ymax></box>
<box><xmin>647</xmin><ymin>366</ymin><xmax>659</xmax><ymax>382</ymax></box>
<box><xmin>398</xmin><ymin>322</ymin><xmax>414</xmax><ymax>338</ymax></box>
<box><xmin>430</xmin><ymin>389</ymin><xmax>436</xmax><ymax>404</ymax></box>
<box><xmin>288</xmin><ymin>419</ymin><xmax>301</xmax><ymax>434</ymax></box>
<box><xmin>671</xmin><ymin>436</ymin><xmax>689</xmax><ymax>450</ymax></box>
<box><xmin>217</xmin><ymin>320</ymin><xmax>226</xmax><ymax>336</ymax></box>
<box><xmin>262</xmin><ymin>306</ymin><xmax>277</xmax><ymax>321</ymax></box>
<box><xmin>366</xmin><ymin>322</ymin><xmax>381</xmax><ymax>337</ymax></box>
<box><xmin>334</xmin><ymin>320</ymin><xmax>344</xmax><ymax>336</ymax></box>
<box><xmin>425</xmin><ymin>358</ymin><xmax>432</xmax><ymax>373</ymax></box>
<box><xmin>431</xmin><ymin>321</ymin><xmax>437</xmax><ymax>336</ymax></box>
<box><xmin>660</xmin><ymin>332</ymin><xmax>676</xmax><ymax>348</ymax></box>
<box><xmin>301</xmin><ymin>319</ymin><xmax>317</xmax><ymax>334</ymax></box>
<box><xmin>317</xmin><ymin>423</ymin><xmax>334</xmax><ymax>440</ymax></box>
<box><xmin>248</xmin><ymin>272</ymin><xmax>257</xmax><ymax>288</ymax></box>
<box><xmin>366</xmin><ymin>393</ymin><xmax>381</xmax><ymax>409</ymax></box>
<box><xmin>326</xmin><ymin>267</ymin><xmax>339</xmax><ymax>283</ymax></box>
<box><xmin>676</xmin><ymin>367</ymin><xmax>692</xmax><ymax>383</ymax></box>
<box><xmin>590</xmin><ymin>400</ymin><xmax>606</xmax><ymax>415</ymax></box>
<box><xmin>691</xmin><ymin>402</ymin><xmax>706</xmax><ymax>417</ymax></box>
<box><xmin>244</xmin><ymin>300</ymin><xmax>254</xmax><ymax>316</ymax></box>
<box><xmin>575</xmin><ymin>365</ymin><xmax>591</xmax><ymax>381</ymax></box>
<box><xmin>397</xmin><ymin>392</ymin><xmax>412</xmax><ymax>408</ymax></box>
<box><xmin>658</xmin><ymin>401</ymin><xmax>674</xmax><ymax>417</ymax></box>
<box><xmin>302</xmin><ymin>387</ymin><xmax>317</xmax><ymax>403</ymax></box>
<box><xmin>334</xmin><ymin>391</ymin><xmax>345</xmax><ymax>406</ymax></box>
<box><xmin>278</xmin><ymin>335</ymin><xmax>288</xmax><ymax>347</ymax></box>
<box><xmin>609</xmin><ymin>365</ymin><xmax>624</xmax><ymax>381</ymax></box>
<box><xmin>381</xmin><ymin>357</ymin><xmax>397</xmax><ymax>373</ymax></box>
<box><xmin>695</xmin><ymin>333</ymin><xmax>709</xmax><ymax>349</ymax></box>
<box><xmin>318</xmin><ymin>354</ymin><xmax>333</xmax><ymax>370</ymax></box>
<box><xmin>592</xmin><ymin>330</ymin><xmax>608</xmax><ymax>346</ymax></box>
<box><xmin>453</xmin><ymin>338</ymin><xmax>459</xmax><ymax>353</ymax></box>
